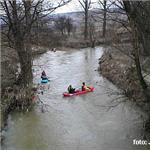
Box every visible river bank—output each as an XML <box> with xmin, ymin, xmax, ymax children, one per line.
<box><xmin>99</xmin><ymin>46</ymin><xmax>150</xmax><ymax>137</ymax></box>
<box><xmin>1</xmin><ymin>45</ymin><xmax>51</xmax><ymax>143</ymax></box>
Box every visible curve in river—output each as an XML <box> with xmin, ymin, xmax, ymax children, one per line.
<box><xmin>2</xmin><ymin>47</ymin><xmax>149</xmax><ymax>150</ymax></box>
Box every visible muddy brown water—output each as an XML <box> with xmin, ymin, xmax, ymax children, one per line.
<box><xmin>2</xmin><ymin>47</ymin><xmax>150</xmax><ymax>150</ymax></box>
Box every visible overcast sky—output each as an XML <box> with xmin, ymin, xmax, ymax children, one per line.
<box><xmin>55</xmin><ymin>0</ymin><xmax>98</xmax><ymax>13</ymax></box>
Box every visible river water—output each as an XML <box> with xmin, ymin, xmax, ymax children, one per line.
<box><xmin>2</xmin><ymin>47</ymin><xmax>149</xmax><ymax>150</ymax></box>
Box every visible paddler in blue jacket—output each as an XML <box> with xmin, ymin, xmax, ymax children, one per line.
<box><xmin>41</xmin><ymin>71</ymin><xmax>48</xmax><ymax>80</ymax></box>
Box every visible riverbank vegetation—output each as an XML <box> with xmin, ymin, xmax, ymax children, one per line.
<box><xmin>98</xmin><ymin>0</ymin><xmax>150</xmax><ymax>134</ymax></box>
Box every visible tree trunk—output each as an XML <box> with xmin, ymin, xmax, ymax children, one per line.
<box><xmin>13</xmin><ymin>0</ymin><xmax>33</xmax><ymax>87</ymax></box>
<box><xmin>123</xmin><ymin>1</ymin><xmax>150</xmax><ymax>55</ymax></box>
<box><xmin>123</xmin><ymin>1</ymin><xmax>147</xmax><ymax>90</ymax></box>
<box><xmin>102</xmin><ymin>0</ymin><xmax>107</xmax><ymax>37</ymax></box>
<box><xmin>131</xmin><ymin>20</ymin><xmax>147</xmax><ymax>90</ymax></box>
<box><xmin>15</xmin><ymin>38</ymin><xmax>33</xmax><ymax>87</ymax></box>
<box><xmin>84</xmin><ymin>2</ymin><xmax>88</xmax><ymax>40</ymax></box>
<box><xmin>140</xmin><ymin>32</ymin><xmax>150</xmax><ymax>55</ymax></box>
<box><xmin>91</xmin><ymin>40</ymin><xmax>95</xmax><ymax>48</ymax></box>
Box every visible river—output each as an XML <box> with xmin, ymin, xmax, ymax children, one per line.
<box><xmin>2</xmin><ymin>47</ymin><xmax>149</xmax><ymax>150</ymax></box>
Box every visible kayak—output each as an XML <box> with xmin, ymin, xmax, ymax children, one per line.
<box><xmin>41</xmin><ymin>79</ymin><xmax>49</xmax><ymax>83</ymax></box>
<box><xmin>63</xmin><ymin>86</ymin><xmax>94</xmax><ymax>97</ymax></box>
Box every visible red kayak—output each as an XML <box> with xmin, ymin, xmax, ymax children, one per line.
<box><xmin>63</xmin><ymin>86</ymin><xmax>94</xmax><ymax>97</ymax></box>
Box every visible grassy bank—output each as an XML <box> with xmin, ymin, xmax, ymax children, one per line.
<box><xmin>1</xmin><ymin>45</ymin><xmax>48</xmax><ymax>143</ymax></box>
<box><xmin>99</xmin><ymin>46</ymin><xmax>150</xmax><ymax>136</ymax></box>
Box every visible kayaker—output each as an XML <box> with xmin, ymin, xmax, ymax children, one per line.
<box><xmin>41</xmin><ymin>71</ymin><xmax>48</xmax><ymax>80</ymax></box>
<box><xmin>51</xmin><ymin>48</ymin><xmax>56</xmax><ymax>52</ymax></box>
<box><xmin>68</xmin><ymin>85</ymin><xmax>75</xmax><ymax>93</ymax></box>
<box><xmin>82</xmin><ymin>82</ymin><xmax>90</xmax><ymax>91</ymax></box>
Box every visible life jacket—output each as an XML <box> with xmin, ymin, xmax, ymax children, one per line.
<box><xmin>82</xmin><ymin>85</ymin><xmax>86</xmax><ymax>91</ymax></box>
<box><xmin>41</xmin><ymin>75</ymin><xmax>47</xmax><ymax>80</ymax></box>
<box><xmin>82</xmin><ymin>85</ymin><xmax>90</xmax><ymax>91</ymax></box>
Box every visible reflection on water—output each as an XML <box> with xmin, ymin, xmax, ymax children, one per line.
<box><xmin>2</xmin><ymin>47</ymin><xmax>149</xmax><ymax>150</ymax></box>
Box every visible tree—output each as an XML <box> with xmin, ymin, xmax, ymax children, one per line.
<box><xmin>97</xmin><ymin>0</ymin><xmax>148</xmax><ymax>90</ymax></box>
<box><xmin>95</xmin><ymin>0</ymin><xmax>148</xmax><ymax>90</ymax></box>
<box><xmin>123</xmin><ymin>1</ymin><xmax>150</xmax><ymax>55</ymax></box>
<box><xmin>0</xmin><ymin>0</ymin><xmax>71</xmax><ymax>87</ymax></box>
<box><xmin>65</xmin><ymin>17</ymin><xmax>73</xmax><ymax>36</ymax></box>
<box><xmin>96</xmin><ymin>0</ymin><xmax>120</xmax><ymax>37</ymax></box>
<box><xmin>88</xmin><ymin>16</ymin><xmax>96</xmax><ymax>48</ymax></box>
<box><xmin>78</xmin><ymin>0</ymin><xmax>91</xmax><ymax>40</ymax></box>
<box><xmin>54</xmin><ymin>16</ymin><xmax>67</xmax><ymax>35</ymax></box>
<box><xmin>98</xmin><ymin>0</ymin><xmax>107</xmax><ymax>37</ymax></box>
<box><xmin>54</xmin><ymin>16</ymin><xmax>74</xmax><ymax>36</ymax></box>
<box><xmin>123</xmin><ymin>0</ymin><xmax>148</xmax><ymax>90</ymax></box>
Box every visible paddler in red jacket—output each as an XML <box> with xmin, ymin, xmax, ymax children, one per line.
<box><xmin>82</xmin><ymin>82</ymin><xmax>90</xmax><ymax>91</ymax></box>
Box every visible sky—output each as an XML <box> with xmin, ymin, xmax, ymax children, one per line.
<box><xmin>0</xmin><ymin>0</ymin><xmax>99</xmax><ymax>15</ymax></box>
<box><xmin>55</xmin><ymin>0</ymin><xmax>98</xmax><ymax>13</ymax></box>
<box><xmin>0</xmin><ymin>0</ymin><xmax>100</xmax><ymax>16</ymax></box>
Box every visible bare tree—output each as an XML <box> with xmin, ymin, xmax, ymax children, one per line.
<box><xmin>88</xmin><ymin>16</ymin><xmax>96</xmax><ymax>48</ymax></box>
<box><xmin>98</xmin><ymin>0</ymin><xmax>107</xmax><ymax>37</ymax></box>
<box><xmin>54</xmin><ymin>16</ymin><xmax>74</xmax><ymax>36</ymax></box>
<box><xmin>97</xmin><ymin>0</ymin><xmax>148</xmax><ymax>90</ymax></box>
<box><xmin>123</xmin><ymin>0</ymin><xmax>148</xmax><ymax>90</ymax></box>
<box><xmin>96</xmin><ymin>0</ymin><xmax>119</xmax><ymax>37</ymax></box>
<box><xmin>54</xmin><ymin>16</ymin><xmax>67</xmax><ymax>35</ymax></box>
<box><xmin>78</xmin><ymin>0</ymin><xmax>91</xmax><ymax>40</ymax></box>
<box><xmin>65</xmin><ymin>17</ymin><xmax>73</xmax><ymax>36</ymax></box>
<box><xmin>0</xmin><ymin>0</ymin><xmax>71</xmax><ymax>87</ymax></box>
<box><xmin>123</xmin><ymin>0</ymin><xmax>150</xmax><ymax>56</ymax></box>
<box><xmin>96</xmin><ymin>0</ymin><xmax>148</xmax><ymax>91</ymax></box>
